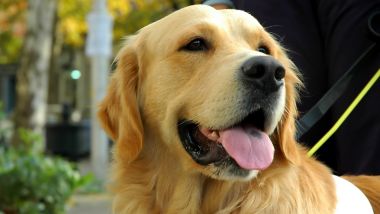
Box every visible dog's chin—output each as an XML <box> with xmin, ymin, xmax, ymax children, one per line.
<box><xmin>178</xmin><ymin>107</ymin><xmax>279</xmax><ymax>181</ymax></box>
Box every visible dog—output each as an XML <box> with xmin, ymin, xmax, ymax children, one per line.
<box><xmin>98</xmin><ymin>5</ymin><xmax>380</xmax><ymax>213</ymax></box>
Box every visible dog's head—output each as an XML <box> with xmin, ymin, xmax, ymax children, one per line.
<box><xmin>98</xmin><ymin>5</ymin><xmax>301</xmax><ymax>181</ymax></box>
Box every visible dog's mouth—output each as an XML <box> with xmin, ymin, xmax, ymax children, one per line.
<box><xmin>178</xmin><ymin>109</ymin><xmax>274</xmax><ymax>171</ymax></box>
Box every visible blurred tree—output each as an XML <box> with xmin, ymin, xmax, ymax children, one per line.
<box><xmin>0</xmin><ymin>0</ymin><xmax>201</xmax><ymax>63</ymax></box>
<box><xmin>5</xmin><ymin>0</ymin><xmax>201</xmax><ymax>146</ymax></box>
<box><xmin>12</xmin><ymin>0</ymin><xmax>57</xmax><ymax>146</ymax></box>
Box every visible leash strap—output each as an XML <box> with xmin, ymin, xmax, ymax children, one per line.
<box><xmin>296</xmin><ymin>10</ymin><xmax>380</xmax><ymax>140</ymax></box>
<box><xmin>295</xmin><ymin>43</ymin><xmax>377</xmax><ymax>139</ymax></box>
<box><xmin>307</xmin><ymin>68</ymin><xmax>380</xmax><ymax>157</ymax></box>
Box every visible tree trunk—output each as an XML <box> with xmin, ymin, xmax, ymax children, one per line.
<box><xmin>12</xmin><ymin>0</ymin><xmax>57</xmax><ymax>147</ymax></box>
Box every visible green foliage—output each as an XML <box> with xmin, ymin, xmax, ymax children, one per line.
<box><xmin>0</xmin><ymin>0</ymin><xmax>27</xmax><ymax>64</ymax></box>
<box><xmin>16</xmin><ymin>128</ymin><xmax>43</xmax><ymax>153</ymax></box>
<box><xmin>58</xmin><ymin>0</ymin><xmax>92</xmax><ymax>46</ymax></box>
<box><xmin>0</xmin><ymin>104</ymin><xmax>93</xmax><ymax>214</ymax></box>
<box><xmin>0</xmin><ymin>148</ymin><xmax>93</xmax><ymax>213</ymax></box>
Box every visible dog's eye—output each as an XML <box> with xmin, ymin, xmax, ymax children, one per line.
<box><xmin>183</xmin><ymin>38</ymin><xmax>208</xmax><ymax>51</ymax></box>
<box><xmin>257</xmin><ymin>45</ymin><xmax>270</xmax><ymax>55</ymax></box>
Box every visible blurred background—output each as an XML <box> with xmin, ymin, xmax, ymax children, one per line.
<box><xmin>0</xmin><ymin>0</ymin><xmax>200</xmax><ymax>213</ymax></box>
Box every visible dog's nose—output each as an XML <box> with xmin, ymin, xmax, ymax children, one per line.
<box><xmin>240</xmin><ymin>56</ymin><xmax>285</xmax><ymax>92</ymax></box>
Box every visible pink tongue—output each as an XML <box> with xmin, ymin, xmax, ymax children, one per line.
<box><xmin>219</xmin><ymin>126</ymin><xmax>274</xmax><ymax>170</ymax></box>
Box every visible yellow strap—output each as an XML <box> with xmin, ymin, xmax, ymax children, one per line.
<box><xmin>308</xmin><ymin>68</ymin><xmax>380</xmax><ymax>157</ymax></box>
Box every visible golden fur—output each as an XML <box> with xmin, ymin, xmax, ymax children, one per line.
<box><xmin>98</xmin><ymin>5</ymin><xmax>380</xmax><ymax>213</ymax></box>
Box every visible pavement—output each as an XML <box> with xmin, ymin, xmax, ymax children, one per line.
<box><xmin>67</xmin><ymin>194</ymin><xmax>112</xmax><ymax>214</ymax></box>
<box><xmin>67</xmin><ymin>159</ymin><xmax>112</xmax><ymax>214</ymax></box>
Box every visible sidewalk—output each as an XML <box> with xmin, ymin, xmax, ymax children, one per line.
<box><xmin>67</xmin><ymin>158</ymin><xmax>112</xmax><ymax>214</ymax></box>
<box><xmin>67</xmin><ymin>194</ymin><xmax>112</xmax><ymax>214</ymax></box>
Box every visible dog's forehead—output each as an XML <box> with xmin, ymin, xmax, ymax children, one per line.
<box><xmin>172</xmin><ymin>5</ymin><xmax>257</xmax><ymax>20</ymax></box>
<box><xmin>139</xmin><ymin>5</ymin><xmax>263</xmax><ymax>51</ymax></box>
<box><xmin>144</xmin><ymin>5</ymin><xmax>260</xmax><ymax>35</ymax></box>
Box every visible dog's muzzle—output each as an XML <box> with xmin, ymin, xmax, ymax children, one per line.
<box><xmin>177</xmin><ymin>56</ymin><xmax>285</xmax><ymax>172</ymax></box>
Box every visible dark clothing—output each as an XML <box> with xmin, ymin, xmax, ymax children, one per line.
<box><xmin>229</xmin><ymin>0</ymin><xmax>380</xmax><ymax>175</ymax></box>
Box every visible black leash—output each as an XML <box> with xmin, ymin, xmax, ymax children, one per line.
<box><xmin>296</xmin><ymin>10</ymin><xmax>380</xmax><ymax>140</ymax></box>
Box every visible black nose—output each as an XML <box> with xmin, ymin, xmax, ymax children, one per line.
<box><xmin>240</xmin><ymin>56</ymin><xmax>285</xmax><ymax>92</ymax></box>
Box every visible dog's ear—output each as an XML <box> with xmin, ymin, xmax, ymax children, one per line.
<box><xmin>97</xmin><ymin>36</ymin><xmax>143</xmax><ymax>163</ymax></box>
<box><xmin>275</xmin><ymin>52</ymin><xmax>303</xmax><ymax>165</ymax></box>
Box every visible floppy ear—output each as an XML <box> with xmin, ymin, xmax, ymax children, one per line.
<box><xmin>275</xmin><ymin>51</ymin><xmax>303</xmax><ymax>165</ymax></box>
<box><xmin>97</xmin><ymin>37</ymin><xmax>143</xmax><ymax>163</ymax></box>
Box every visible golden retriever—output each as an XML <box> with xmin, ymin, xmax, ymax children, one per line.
<box><xmin>98</xmin><ymin>5</ymin><xmax>380</xmax><ymax>213</ymax></box>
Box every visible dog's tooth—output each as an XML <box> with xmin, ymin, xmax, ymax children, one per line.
<box><xmin>210</xmin><ymin>131</ymin><xmax>219</xmax><ymax>140</ymax></box>
<box><xmin>199</xmin><ymin>127</ymin><xmax>220</xmax><ymax>141</ymax></box>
